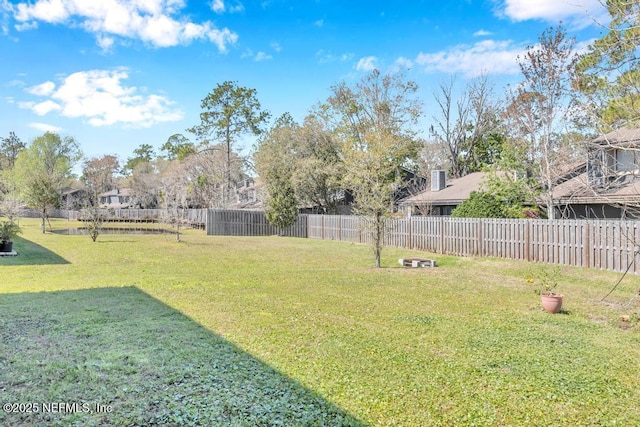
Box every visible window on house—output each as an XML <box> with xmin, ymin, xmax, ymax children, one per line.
<box><xmin>616</xmin><ymin>149</ymin><xmax>639</xmax><ymax>173</ymax></box>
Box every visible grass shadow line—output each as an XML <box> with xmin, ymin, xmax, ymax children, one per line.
<box><xmin>0</xmin><ymin>286</ymin><xmax>366</xmax><ymax>426</ymax></box>
<box><xmin>0</xmin><ymin>236</ymin><xmax>69</xmax><ymax>266</ymax></box>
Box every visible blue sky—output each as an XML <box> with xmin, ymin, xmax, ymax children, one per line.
<box><xmin>0</xmin><ymin>0</ymin><xmax>609</xmax><ymax>163</ymax></box>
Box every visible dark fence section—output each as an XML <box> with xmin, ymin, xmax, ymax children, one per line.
<box><xmin>207</xmin><ymin>209</ymin><xmax>308</xmax><ymax>238</ymax></box>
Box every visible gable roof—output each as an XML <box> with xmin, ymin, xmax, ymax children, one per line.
<box><xmin>399</xmin><ymin>172</ymin><xmax>492</xmax><ymax>206</ymax></box>
<box><xmin>592</xmin><ymin>127</ymin><xmax>640</xmax><ymax>147</ymax></box>
<box><xmin>552</xmin><ymin>171</ymin><xmax>640</xmax><ymax>205</ymax></box>
<box><xmin>99</xmin><ymin>188</ymin><xmax>134</xmax><ymax>198</ymax></box>
<box><xmin>554</xmin><ymin>127</ymin><xmax>640</xmax><ymax>205</ymax></box>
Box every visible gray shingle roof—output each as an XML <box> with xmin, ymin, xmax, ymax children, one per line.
<box><xmin>399</xmin><ymin>172</ymin><xmax>492</xmax><ymax>206</ymax></box>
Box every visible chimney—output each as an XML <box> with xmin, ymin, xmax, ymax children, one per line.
<box><xmin>431</xmin><ymin>170</ymin><xmax>446</xmax><ymax>192</ymax></box>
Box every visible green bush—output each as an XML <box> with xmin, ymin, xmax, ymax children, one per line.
<box><xmin>452</xmin><ymin>191</ymin><xmax>506</xmax><ymax>218</ymax></box>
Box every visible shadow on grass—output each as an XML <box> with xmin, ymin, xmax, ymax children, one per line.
<box><xmin>0</xmin><ymin>236</ymin><xmax>69</xmax><ymax>266</ymax></box>
<box><xmin>0</xmin><ymin>286</ymin><xmax>365</xmax><ymax>427</ymax></box>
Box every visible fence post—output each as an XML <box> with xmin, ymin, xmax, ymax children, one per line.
<box><xmin>583</xmin><ymin>222</ymin><xmax>590</xmax><ymax>269</ymax></box>
<box><xmin>408</xmin><ymin>216</ymin><xmax>413</xmax><ymax>250</ymax></box>
<box><xmin>635</xmin><ymin>223</ymin><xmax>640</xmax><ymax>275</ymax></box>
<box><xmin>476</xmin><ymin>219</ymin><xmax>483</xmax><ymax>257</ymax></box>
<box><xmin>525</xmin><ymin>221</ymin><xmax>531</xmax><ymax>262</ymax></box>
<box><xmin>439</xmin><ymin>217</ymin><xmax>445</xmax><ymax>254</ymax></box>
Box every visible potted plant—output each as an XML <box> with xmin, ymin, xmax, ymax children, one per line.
<box><xmin>1</xmin><ymin>220</ymin><xmax>21</xmax><ymax>253</ymax></box>
<box><xmin>527</xmin><ymin>266</ymin><xmax>563</xmax><ymax>314</ymax></box>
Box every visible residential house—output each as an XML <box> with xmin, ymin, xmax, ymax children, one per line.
<box><xmin>229</xmin><ymin>178</ymin><xmax>264</xmax><ymax>210</ymax></box>
<box><xmin>553</xmin><ymin>127</ymin><xmax>640</xmax><ymax>219</ymax></box>
<box><xmin>99</xmin><ymin>188</ymin><xmax>134</xmax><ymax>209</ymax></box>
<box><xmin>399</xmin><ymin>170</ymin><xmax>493</xmax><ymax>216</ymax></box>
<box><xmin>60</xmin><ymin>187</ymin><xmax>87</xmax><ymax>210</ymax></box>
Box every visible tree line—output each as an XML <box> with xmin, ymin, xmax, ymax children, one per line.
<box><xmin>1</xmin><ymin>4</ymin><xmax>638</xmax><ymax>265</ymax></box>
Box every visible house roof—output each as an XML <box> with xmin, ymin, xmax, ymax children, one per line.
<box><xmin>592</xmin><ymin>127</ymin><xmax>640</xmax><ymax>147</ymax></box>
<box><xmin>552</xmin><ymin>171</ymin><xmax>640</xmax><ymax>204</ymax></box>
<box><xmin>551</xmin><ymin>127</ymin><xmax>640</xmax><ymax>205</ymax></box>
<box><xmin>399</xmin><ymin>172</ymin><xmax>493</xmax><ymax>206</ymax></box>
<box><xmin>99</xmin><ymin>188</ymin><xmax>134</xmax><ymax>197</ymax></box>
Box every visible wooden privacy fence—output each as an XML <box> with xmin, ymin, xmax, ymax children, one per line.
<box><xmin>207</xmin><ymin>211</ymin><xmax>640</xmax><ymax>274</ymax></box>
<box><xmin>207</xmin><ymin>209</ymin><xmax>308</xmax><ymax>238</ymax></box>
<box><xmin>311</xmin><ymin>215</ymin><xmax>640</xmax><ymax>274</ymax></box>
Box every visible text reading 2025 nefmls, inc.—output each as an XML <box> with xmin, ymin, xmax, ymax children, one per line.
<box><xmin>3</xmin><ymin>402</ymin><xmax>113</xmax><ymax>414</ymax></box>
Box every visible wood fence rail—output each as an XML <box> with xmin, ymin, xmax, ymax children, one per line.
<box><xmin>207</xmin><ymin>211</ymin><xmax>640</xmax><ymax>274</ymax></box>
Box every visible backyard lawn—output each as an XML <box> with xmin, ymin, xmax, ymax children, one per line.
<box><xmin>1</xmin><ymin>218</ymin><xmax>639</xmax><ymax>426</ymax></box>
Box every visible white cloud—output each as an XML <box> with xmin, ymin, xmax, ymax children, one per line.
<box><xmin>229</xmin><ymin>2</ymin><xmax>244</xmax><ymax>13</ymax></box>
<box><xmin>314</xmin><ymin>19</ymin><xmax>323</xmax><ymax>27</ymax></box>
<box><xmin>26</xmin><ymin>80</ymin><xmax>55</xmax><ymax>96</ymax></box>
<box><xmin>316</xmin><ymin>49</ymin><xmax>353</xmax><ymax>64</ymax></box>
<box><xmin>497</xmin><ymin>0</ymin><xmax>608</xmax><ymax>29</ymax></box>
<box><xmin>355</xmin><ymin>56</ymin><xmax>378</xmax><ymax>72</ymax></box>
<box><xmin>211</xmin><ymin>0</ymin><xmax>225</xmax><ymax>13</ymax></box>
<box><xmin>8</xmin><ymin>0</ymin><xmax>238</xmax><ymax>51</ymax></box>
<box><xmin>29</xmin><ymin>122</ymin><xmax>62</xmax><ymax>132</ymax></box>
<box><xmin>96</xmin><ymin>34</ymin><xmax>114</xmax><ymax>51</ymax></box>
<box><xmin>31</xmin><ymin>100</ymin><xmax>61</xmax><ymax>115</ymax></box>
<box><xmin>393</xmin><ymin>56</ymin><xmax>414</xmax><ymax>71</ymax></box>
<box><xmin>210</xmin><ymin>0</ymin><xmax>244</xmax><ymax>14</ymax></box>
<box><xmin>14</xmin><ymin>20</ymin><xmax>37</xmax><ymax>31</ymax></box>
<box><xmin>14</xmin><ymin>0</ymin><xmax>70</xmax><ymax>23</ymax></box>
<box><xmin>20</xmin><ymin>68</ymin><xmax>183</xmax><ymax>128</ymax></box>
<box><xmin>270</xmin><ymin>41</ymin><xmax>281</xmax><ymax>52</ymax></box>
<box><xmin>415</xmin><ymin>39</ymin><xmax>524</xmax><ymax>78</ymax></box>
<box><xmin>254</xmin><ymin>51</ymin><xmax>272</xmax><ymax>61</ymax></box>
<box><xmin>473</xmin><ymin>29</ymin><xmax>492</xmax><ymax>37</ymax></box>
<box><xmin>206</xmin><ymin>27</ymin><xmax>238</xmax><ymax>53</ymax></box>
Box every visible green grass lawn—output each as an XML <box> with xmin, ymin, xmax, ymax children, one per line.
<box><xmin>1</xmin><ymin>218</ymin><xmax>640</xmax><ymax>426</ymax></box>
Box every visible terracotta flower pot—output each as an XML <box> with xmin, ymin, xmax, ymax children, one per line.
<box><xmin>541</xmin><ymin>293</ymin><xmax>563</xmax><ymax>314</ymax></box>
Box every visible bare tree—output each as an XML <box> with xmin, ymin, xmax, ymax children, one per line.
<box><xmin>129</xmin><ymin>160</ymin><xmax>161</xmax><ymax>209</ymax></box>
<box><xmin>188</xmin><ymin>145</ymin><xmax>246</xmax><ymax>208</ymax></box>
<box><xmin>505</xmin><ymin>25</ymin><xmax>580</xmax><ymax>219</ymax></box>
<box><xmin>430</xmin><ymin>74</ymin><xmax>501</xmax><ymax>178</ymax></box>
<box><xmin>81</xmin><ymin>154</ymin><xmax>120</xmax><ymax>204</ymax></box>
<box><xmin>159</xmin><ymin>160</ymin><xmax>189</xmax><ymax>242</ymax></box>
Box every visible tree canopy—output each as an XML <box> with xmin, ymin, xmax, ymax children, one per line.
<box><xmin>255</xmin><ymin>113</ymin><xmax>343</xmax><ymax>215</ymax></box>
<box><xmin>575</xmin><ymin>1</ymin><xmax>640</xmax><ymax>129</ymax></box>
<box><xmin>322</xmin><ymin>69</ymin><xmax>423</xmax><ymax>267</ymax></box>
<box><xmin>189</xmin><ymin>81</ymin><xmax>270</xmax><ymax>206</ymax></box>
<box><xmin>13</xmin><ymin>132</ymin><xmax>81</xmax><ymax>231</ymax></box>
